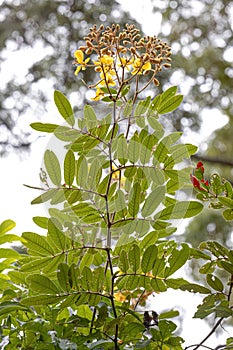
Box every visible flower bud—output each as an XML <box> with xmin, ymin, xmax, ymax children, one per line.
<box><xmin>79</xmin><ymin>46</ymin><xmax>87</xmax><ymax>51</ymax></box>
<box><xmin>130</xmin><ymin>47</ymin><xmax>137</xmax><ymax>55</ymax></box>
<box><xmin>153</xmin><ymin>78</ymin><xmax>160</xmax><ymax>86</ymax></box>
<box><xmin>85</xmin><ymin>48</ymin><xmax>93</xmax><ymax>55</ymax></box>
<box><xmin>163</xmin><ymin>63</ymin><xmax>171</xmax><ymax>68</ymax></box>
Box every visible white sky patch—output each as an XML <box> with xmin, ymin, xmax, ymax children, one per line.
<box><xmin>200</xmin><ymin>108</ymin><xmax>229</xmax><ymax>139</ymax></box>
<box><xmin>117</xmin><ymin>0</ymin><xmax>162</xmax><ymax>35</ymax></box>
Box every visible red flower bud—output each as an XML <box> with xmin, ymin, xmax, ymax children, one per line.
<box><xmin>196</xmin><ymin>161</ymin><xmax>204</xmax><ymax>173</ymax></box>
<box><xmin>190</xmin><ymin>174</ymin><xmax>201</xmax><ymax>190</ymax></box>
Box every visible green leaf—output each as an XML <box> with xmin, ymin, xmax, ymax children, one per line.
<box><xmin>164</xmin><ymin>144</ymin><xmax>198</xmax><ymax>168</ymax></box>
<box><xmin>128</xmin><ymin>244</ymin><xmax>140</xmax><ymax>273</ymax></box>
<box><xmin>100</xmin><ymin>87</ymin><xmax>117</xmax><ymax>94</ymax></box>
<box><xmin>147</xmin><ymin>94</ymin><xmax>161</xmax><ymax>116</ymax></box>
<box><xmin>153</xmin><ymin>132</ymin><xmax>182</xmax><ymax>163</ymax></box>
<box><xmin>32</xmin><ymin>216</ymin><xmax>49</xmax><ymax>229</ymax></box>
<box><xmin>227</xmin><ymin>338</ymin><xmax>233</xmax><ymax>345</ymax></box>
<box><xmin>155</xmin><ymin>201</ymin><xmax>203</xmax><ymax>220</ymax></box>
<box><xmin>8</xmin><ymin>271</ymin><xmax>27</xmax><ymax>285</ymax></box>
<box><xmin>220</xmin><ymin>261</ymin><xmax>233</xmax><ymax>274</ymax></box>
<box><xmin>21</xmin><ymin>257</ymin><xmax>54</xmax><ymax>272</ymax></box>
<box><xmin>30</xmin><ymin>122</ymin><xmax>58</xmax><ymax>133</ymax></box>
<box><xmin>141</xmin><ymin>245</ymin><xmax>158</xmax><ymax>273</ymax></box>
<box><xmin>206</xmin><ymin>274</ymin><xmax>224</xmax><ymax>292</ymax></box>
<box><xmin>0</xmin><ymin>234</ymin><xmax>22</xmax><ymax>245</ymax></box>
<box><xmin>164</xmin><ymin>244</ymin><xmax>190</xmax><ymax>278</ymax></box>
<box><xmin>84</xmin><ymin>105</ymin><xmax>97</xmax><ymax>130</ymax></box>
<box><xmin>26</xmin><ymin>274</ymin><xmax>60</xmax><ymax>294</ymax></box>
<box><xmin>0</xmin><ymin>219</ymin><xmax>16</xmax><ymax>235</ymax></box>
<box><xmin>54</xmin><ymin>90</ymin><xmax>75</xmax><ymax>126</ymax></box>
<box><xmin>159</xmin><ymin>310</ymin><xmax>179</xmax><ymax>319</ymax></box>
<box><xmin>151</xmin><ymin>278</ymin><xmax>167</xmax><ymax>292</ymax></box>
<box><xmin>31</xmin><ymin>188</ymin><xmax>58</xmax><ymax>205</ymax></box>
<box><xmin>76</xmin><ymin>155</ymin><xmax>88</xmax><ymax>188</ymax></box>
<box><xmin>180</xmin><ymin>283</ymin><xmax>210</xmax><ymax>294</ymax></box>
<box><xmin>44</xmin><ymin>150</ymin><xmax>61</xmax><ymax>186</ymax></box>
<box><xmin>128</xmin><ymin>183</ymin><xmax>141</xmax><ymax>217</ymax></box>
<box><xmin>113</xmin><ymin>189</ymin><xmax>127</xmax><ymax>213</ymax></box>
<box><xmin>80</xmin><ymin>266</ymin><xmax>93</xmax><ymax>290</ymax></box>
<box><xmin>57</xmin><ymin>263</ymin><xmax>71</xmax><ymax>291</ymax></box>
<box><xmin>0</xmin><ymin>302</ymin><xmax>29</xmax><ymax>316</ymax></box>
<box><xmin>0</xmin><ymin>248</ymin><xmax>20</xmax><ymax>259</ymax></box>
<box><xmin>161</xmin><ymin>86</ymin><xmax>178</xmax><ymax>101</ymax></box>
<box><xmin>157</xmin><ymin>95</ymin><xmax>183</xmax><ymax>114</ymax></box>
<box><xmin>92</xmin><ymin>267</ymin><xmax>105</xmax><ymax>291</ymax></box>
<box><xmin>134</xmin><ymin>96</ymin><xmax>151</xmax><ymax>116</ymax></box>
<box><xmin>55</xmin><ymin>126</ymin><xmax>80</xmax><ymax>141</ymax></box>
<box><xmin>87</xmin><ymin>158</ymin><xmax>102</xmax><ymax>190</ymax></box>
<box><xmin>64</xmin><ymin>149</ymin><xmax>75</xmax><ymax>186</ymax></box>
<box><xmin>218</xmin><ymin>196</ymin><xmax>233</xmax><ymax>209</ymax></box>
<box><xmin>119</xmin><ymin>250</ymin><xmax>129</xmax><ymax>273</ymax></box>
<box><xmin>69</xmin><ymin>264</ymin><xmax>80</xmax><ymax>290</ymax></box>
<box><xmin>141</xmin><ymin>186</ymin><xmax>166</xmax><ymax>217</ymax></box>
<box><xmin>48</xmin><ymin>218</ymin><xmax>67</xmax><ymax>251</ymax></box>
<box><xmin>166</xmin><ymin>278</ymin><xmax>190</xmax><ymax>289</ymax></box>
<box><xmin>22</xmin><ymin>294</ymin><xmax>65</xmax><ymax>306</ymax></box>
<box><xmin>140</xmin><ymin>231</ymin><xmax>158</xmax><ymax>250</ymax></box>
<box><xmin>121</xmin><ymin>85</ymin><xmax>130</xmax><ymax>97</ymax></box>
<box><xmin>222</xmin><ymin>209</ymin><xmax>233</xmax><ymax>221</ymax></box>
<box><xmin>199</xmin><ymin>241</ymin><xmax>228</xmax><ymax>258</ymax></box>
<box><xmin>199</xmin><ymin>261</ymin><xmax>215</xmax><ymax>274</ymax></box>
<box><xmin>115</xmin><ymin>137</ymin><xmax>128</xmax><ymax>163</ymax></box>
<box><xmin>147</xmin><ymin>116</ymin><xmax>164</xmax><ymax>137</ymax></box>
<box><xmin>128</xmin><ymin>139</ymin><xmax>140</xmax><ymax>163</ymax></box>
<box><xmin>95</xmin><ymin>304</ymin><xmax>108</xmax><ymax>328</ymax></box>
<box><xmin>22</xmin><ymin>232</ymin><xmax>54</xmax><ymax>256</ymax></box>
<box><xmin>123</xmin><ymin>99</ymin><xmax>133</xmax><ymax>117</ymax></box>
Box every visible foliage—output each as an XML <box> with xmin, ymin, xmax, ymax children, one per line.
<box><xmin>0</xmin><ymin>23</ymin><xmax>233</xmax><ymax>350</ymax></box>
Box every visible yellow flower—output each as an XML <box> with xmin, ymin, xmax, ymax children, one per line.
<box><xmin>91</xmin><ymin>88</ymin><xmax>105</xmax><ymax>101</ymax></box>
<box><xmin>74</xmin><ymin>50</ymin><xmax>90</xmax><ymax>75</ymax></box>
<box><xmin>131</xmin><ymin>58</ymin><xmax>151</xmax><ymax>75</ymax></box>
<box><xmin>99</xmin><ymin>72</ymin><xmax>116</xmax><ymax>86</ymax></box>
<box><xmin>114</xmin><ymin>292</ymin><xmax>127</xmax><ymax>303</ymax></box>
<box><xmin>111</xmin><ymin>166</ymin><xmax>126</xmax><ymax>189</ymax></box>
<box><xmin>118</xmin><ymin>57</ymin><xmax>134</xmax><ymax>71</ymax></box>
<box><xmin>100</xmin><ymin>55</ymin><xmax>114</xmax><ymax>66</ymax></box>
<box><xmin>94</xmin><ymin>54</ymin><xmax>114</xmax><ymax>74</ymax></box>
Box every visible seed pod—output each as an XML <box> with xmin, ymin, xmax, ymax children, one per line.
<box><xmin>85</xmin><ymin>48</ymin><xmax>92</xmax><ymax>55</ymax></box>
<box><xmin>130</xmin><ymin>47</ymin><xmax>137</xmax><ymax>55</ymax></box>
<box><xmin>153</xmin><ymin>78</ymin><xmax>160</xmax><ymax>86</ymax></box>
<box><xmin>163</xmin><ymin>63</ymin><xmax>171</xmax><ymax>68</ymax></box>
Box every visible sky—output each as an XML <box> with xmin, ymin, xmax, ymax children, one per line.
<box><xmin>0</xmin><ymin>0</ymin><xmax>232</xmax><ymax>347</ymax></box>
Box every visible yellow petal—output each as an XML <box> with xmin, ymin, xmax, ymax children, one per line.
<box><xmin>142</xmin><ymin>62</ymin><xmax>151</xmax><ymax>71</ymax></box>
<box><xmin>100</xmin><ymin>55</ymin><xmax>114</xmax><ymax>65</ymax></box>
<box><xmin>90</xmin><ymin>88</ymin><xmax>105</xmax><ymax>101</ymax></box>
<box><xmin>74</xmin><ymin>50</ymin><xmax>84</xmax><ymax>64</ymax></box>
<box><xmin>74</xmin><ymin>66</ymin><xmax>82</xmax><ymax>76</ymax></box>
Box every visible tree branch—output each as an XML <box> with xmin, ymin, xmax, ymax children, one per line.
<box><xmin>192</xmin><ymin>154</ymin><xmax>233</xmax><ymax>167</ymax></box>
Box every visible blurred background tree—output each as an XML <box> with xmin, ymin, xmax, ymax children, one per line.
<box><xmin>150</xmin><ymin>0</ymin><xmax>233</xmax><ymax>175</ymax></box>
<box><xmin>0</xmin><ymin>0</ymin><xmax>138</xmax><ymax>154</ymax></box>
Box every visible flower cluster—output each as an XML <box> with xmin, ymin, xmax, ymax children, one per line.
<box><xmin>73</xmin><ymin>24</ymin><xmax>172</xmax><ymax>101</ymax></box>
<box><xmin>190</xmin><ymin>162</ymin><xmax>210</xmax><ymax>192</ymax></box>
